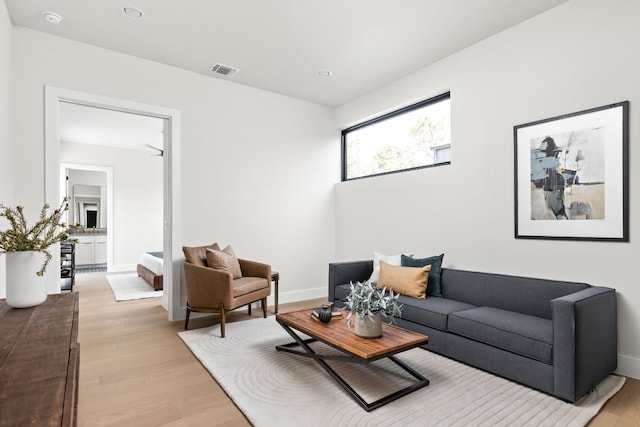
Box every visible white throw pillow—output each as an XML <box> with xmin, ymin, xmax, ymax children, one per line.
<box><xmin>368</xmin><ymin>251</ymin><xmax>413</xmax><ymax>284</ymax></box>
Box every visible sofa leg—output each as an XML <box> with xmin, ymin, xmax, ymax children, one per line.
<box><xmin>184</xmin><ymin>307</ymin><xmax>191</xmax><ymax>330</ymax></box>
<box><xmin>248</xmin><ymin>303</ymin><xmax>252</xmax><ymax>316</ymax></box>
<box><xmin>220</xmin><ymin>303</ymin><xmax>226</xmax><ymax>338</ymax></box>
<box><xmin>261</xmin><ymin>297</ymin><xmax>267</xmax><ymax>318</ymax></box>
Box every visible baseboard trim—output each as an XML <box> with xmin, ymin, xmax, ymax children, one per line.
<box><xmin>111</xmin><ymin>263</ymin><xmax>137</xmax><ymax>273</ymax></box>
<box><xmin>276</xmin><ymin>286</ymin><xmax>326</xmax><ymax>306</ymax></box>
<box><xmin>616</xmin><ymin>353</ymin><xmax>640</xmax><ymax>380</ymax></box>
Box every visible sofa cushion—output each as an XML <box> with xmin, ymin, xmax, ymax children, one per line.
<box><xmin>398</xmin><ymin>295</ymin><xmax>477</xmax><ymax>331</ymax></box>
<box><xmin>335</xmin><ymin>283</ymin><xmax>476</xmax><ymax>331</ymax></box>
<box><xmin>448</xmin><ymin>307</ymin><xmax>553</xmax><ymax>364</ymax></box>
<box><xmin>334</xmin><ymin>284</ymin><xmax>352</xmax><ymax>304</ymax></box>
<box><xmin>440</xmin><ymin>268</ymin><xmax>589</xmax><ymax>319</ymax></box>
<box><xmin>377</xmin><ymin>261</ymin><xmax>431</xmax><ymax>299</ymax></box>
<box><xmin>182</xmin><ymin>243</ymin><xmax>221</xmax><ymax>266</ymax></box>
<box><xmin>368</xmin><ymin>251</ymin><xmax>413</xmax><ymax>283</ymax></box>
<box><xmin>402</xmin><ymin>254</ymin><xmax>444</xmax><ymax>297</ymax></box>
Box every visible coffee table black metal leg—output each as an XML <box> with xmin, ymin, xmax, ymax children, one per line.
<box><xmin>275</xmin><ymin>320</ymin><xmax>430</xmax><ymax>412</ymax></box>
<box><xmin>275</xmin><ymin>319</ymin><xmax>318</xmax><ymax>356</ymax></box>
<box><xmin>317</xmin><ymin>354</ymin><xmax>429</xmax><ymax>412</ymax></box>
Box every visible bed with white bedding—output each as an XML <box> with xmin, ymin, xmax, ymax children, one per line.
<box><xmin>137</xmin><ymin>252</ymin><xmax>163</xmax><ymax>290</ymax></box>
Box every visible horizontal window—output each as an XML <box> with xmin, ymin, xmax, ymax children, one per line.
<box><xmin>341</xmin><ymin>92</ymin><xmax>451</xmax><ymax>181</ymax></box>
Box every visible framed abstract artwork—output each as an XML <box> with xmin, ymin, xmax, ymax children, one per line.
<box><xmin>514</xmin><ymin>101</ymin><xmax>629</xmax><ymax>241</ymax></box>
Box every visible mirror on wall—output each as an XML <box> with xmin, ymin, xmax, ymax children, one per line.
<box><xmin>65</xmin><ymin>168</ymin><xmax>108</xmax><ymax>230</ymax></box>
<box><xmin>73</xmin><ymin>184</ymin><xmax>106</xmax><ymax>228</ymax></box>
<box><xmin>73</xmin><ymin>186</ymin><xmax>100</xmax><ymax>228</ymax></box>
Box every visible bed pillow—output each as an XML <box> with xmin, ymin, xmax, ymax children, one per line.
<box><xmin>368</xmin><ymin>251</ymin><xmax>413</xmax><ymax>284</ymax></box>
<box><xmin>182</xmin><ymin>243</ymin><xmax>220</xmax><ymax>266</ymax></box>
<box><xmin>401</xmin><ymin>253</ymin><xmax>444</xmax><ymax>297</ymax></box>
<box><xmin>205</xmin><ymin>246</ymin><xmax>242</xmax><ymax>279</ymax></box>
<box><xmin>377</xmin><ymin>261</ymin><xmax>431</xmax><ymax>299</ymax></box>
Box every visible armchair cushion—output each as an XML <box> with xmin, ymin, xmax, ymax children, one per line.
<box><xmin>206</xmin><ymin>246</ymin><xmax>242</xmax><ymax>279</ymax></box>
<box><xmin>233</xmin><ymin>277</ymin><xmax>270</xmax><ymax>297</ymax></box>
<box><xmin>183</xmin><ymin>243</ymin><xmax>220</xmax><ymax>266</ymax></box>
<box><xmin>223</xmin><ymin>245</ymin><xmax>243</xmax><ymax>279</ymax></box>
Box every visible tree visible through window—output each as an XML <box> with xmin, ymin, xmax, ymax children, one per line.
<box><xmin>342</xmin><ymin>93</ymin><xmax>451</xmax><ymax>180</ymax></box>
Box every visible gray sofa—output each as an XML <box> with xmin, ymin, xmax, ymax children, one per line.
<box><xmin>328</xmin><ymin>260</ymin><xmax>617</xmax><ymax>402</ymax></box>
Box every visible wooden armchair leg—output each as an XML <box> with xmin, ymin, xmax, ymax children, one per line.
<box><xmin>220</xmin><ymin>303</ymin><xmax>226</xmax><ymax>338</ymax></box>
<box><xmin>261</xmin><ymin>297</ymin><xmax>267</xmax><ymax>318</ymax></box>
<box><xmin>184</xmin><ymin>307</ymin><xmax>191</xmax><ymax>330</ymax></box>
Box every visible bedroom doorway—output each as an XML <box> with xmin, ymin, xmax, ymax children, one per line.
<box><xmin>57</xmin><ymin>101</ymin><xmax>164</xmax><ymax>275</ymax></box>
<box><xmin>45</xmin><ymin>87</ymin><xmax>183</xmax><ymax>321</ymax></box>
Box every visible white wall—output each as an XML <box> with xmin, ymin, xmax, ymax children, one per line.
<box><xmin>61</xmin><ymin>142</ymin><xmax>163</xmax><ymax>269</ymax></box>
<box><xmin>0</xmin><ymin>1</ymin><xmax>12</xmax><ymax>298</ymax></box>
<box><xmin>0</xmin><ymin>3</ymin><xmax>11</xmax><ymax>203</ymax></box>
<box><xmin>67</xmin><ymin>168</ymin><xmax>107</xmax><ymax>187</ymax></box>
<box><xmin>334</xmin><ymin>0</ymin><xmax>640</xmax><ymax>379</ymax></box>
<box><xmin>11</xmin><ymin>27</ymin><xmax>338</xmax><ymax>307</ymax></box>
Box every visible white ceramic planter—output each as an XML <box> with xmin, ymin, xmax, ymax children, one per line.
<box><xmin>354</xmin><ymin>312</ymin><xmax>382</xmax><ymax>338</ymax></box>
<box><xmin>5</xmin><ymin>251</ymin><xmax>48</xmax><ymax>308</ymax></box>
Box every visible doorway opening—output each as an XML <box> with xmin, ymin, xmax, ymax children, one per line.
<box><xmin>45</xmin><ymin>87</ymin><xmax>182</xmax><ymax>321</ymax></box>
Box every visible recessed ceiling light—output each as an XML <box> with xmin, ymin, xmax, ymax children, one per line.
<box><xmin>42</xmin><ymin>11</ymin><xmax>62</xmax><ymax>24</ymax></box>
<box><xmin>318</xmin><ymin>71</ymin><xmax>333</xmax><ymax>77</ymax></box>
<box><xmin>123</xmin><ymin>7</ymin><xmax>144</xmax><ymax>19</ymax></box>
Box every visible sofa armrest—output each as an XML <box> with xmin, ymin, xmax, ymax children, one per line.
<box><xmin>239</xmin><ymin>259</ymin><xmax>271</xmax><ymax>281</ymax></box>
<box><xmin>551</xmin><ymin>286</ymin><xmax>617</xmax><ymax>402</ymax></box>
<box><xmin>328</xmin><ymin>260</ymin><xmax>374</xmax><ymax>302</ymax></box>
<box><xmin>182</xmin><ymin>262</ymin><xmax>234</xmax><ymax>308</ymax></box>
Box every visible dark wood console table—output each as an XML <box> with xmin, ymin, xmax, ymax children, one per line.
<box><xmin>0</xmin><ymin>293</ymin><xmax>79</xmax><ymax>426</ymax></box>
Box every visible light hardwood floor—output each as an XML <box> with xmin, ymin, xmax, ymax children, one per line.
<box><xmin>76</xmin><ymin>273</ymin><xmax>639</xmax><ymax>426</ymax></box>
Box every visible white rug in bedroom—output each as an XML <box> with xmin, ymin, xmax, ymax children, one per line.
<box><xmin>106</xmin><ymin>273</ymin><xmax>163</xmax><ymax>301</ymax></box>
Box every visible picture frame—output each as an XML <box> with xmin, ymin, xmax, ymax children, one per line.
<box><xmin>514</xmin><ymin>101</ymin><xmax>629</xmax><ymax>241</ymax></box>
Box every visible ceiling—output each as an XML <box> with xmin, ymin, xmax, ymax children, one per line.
<box><xmin>58</xmin><ymin>102</ymin><xmax>164</xmax><ymax>152</ymax></box>
<box><xmin>6</xmin><ymin>0</ymin><xmax>568</xmax><ymax>108</ymax></box>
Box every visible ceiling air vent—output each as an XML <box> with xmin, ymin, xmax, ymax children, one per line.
<box><xmin>211</xmin><ymin>63</ymin><xmax>239</xmax><ymax>77</ymax></box>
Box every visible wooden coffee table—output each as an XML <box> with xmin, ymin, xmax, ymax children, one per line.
<box><xmin>275</xmin><ymin>309</ymin><xmax>429</xmax><ymax>411</ymax></box>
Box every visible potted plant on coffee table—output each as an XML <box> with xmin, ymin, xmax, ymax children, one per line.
<box><xmin>344</xmin><ymin>280</ymin><xmax>402</xmax><ymax>338</ymax></box>
<box><xmin>1</xmin><ymin>198</ymin><xmax>81</xmax><ymax>308</ymax></box>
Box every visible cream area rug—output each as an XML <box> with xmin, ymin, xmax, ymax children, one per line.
<box><xmin>178</xmin><ymin>317</ymin><xmax>625</xmax><ymax>427</ymax></box>
<box><xmin>106</xmin><ymin>273</ymin><xmax>163</xmax><ymax>301</ymax></box>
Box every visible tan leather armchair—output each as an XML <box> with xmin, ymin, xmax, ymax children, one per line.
<box><xmin>182</xmin><ymin>244</ymin><xmax>271</xmax><ymax>337</ymax></box>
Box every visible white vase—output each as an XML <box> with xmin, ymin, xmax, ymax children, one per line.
<box><xmin>354</xmin><ymin>312</ymin><xmax>382</xmax><ymax>338</ymax></box>
<box><xmin>5</xmin><ymin>251</ymin><xmax>48</xmax><ymax>308</ymax></box>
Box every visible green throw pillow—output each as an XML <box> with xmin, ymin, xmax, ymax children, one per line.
<box><xmin>401</xmin><ymin>254</ymin><xmax>444</xmax><ymax>297</ymax></box>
